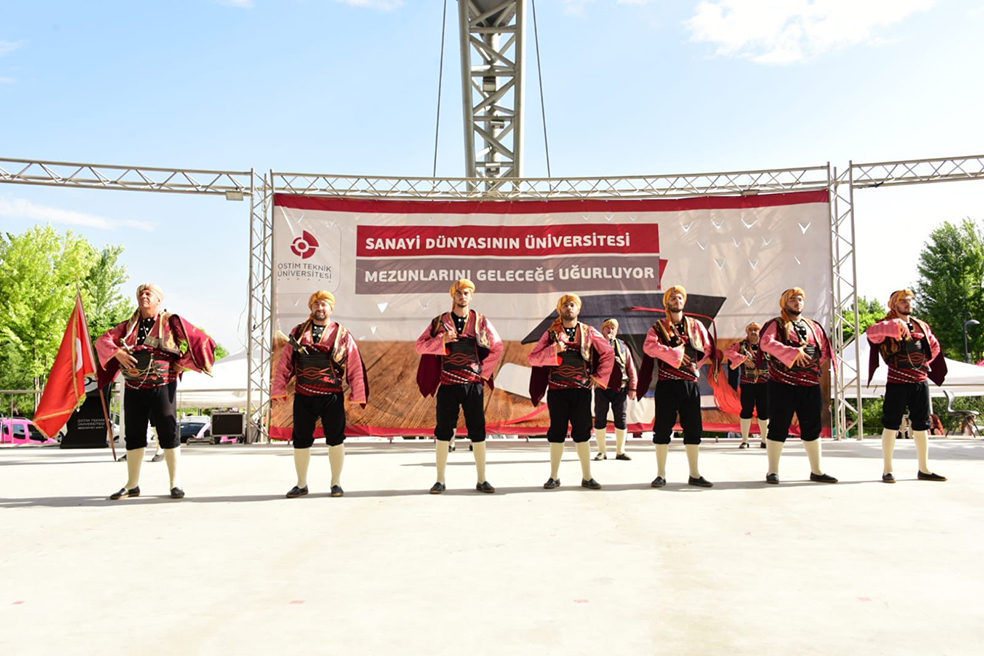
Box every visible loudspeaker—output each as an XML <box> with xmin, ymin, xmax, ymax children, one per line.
<box><xmin>211</xmin><ymin>412</ymin><xmax>245</xmax><ymax>437</ymax></box>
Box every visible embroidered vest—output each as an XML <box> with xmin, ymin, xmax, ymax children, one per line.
<box><xmin>612</xmin><ymin>339</ymin><xmax>630</xmax><ymax>388</ymax></box>
<box><xmin>879</xmin><ymin>317</ymin><xmax>932</xmax><ymax>383</ymax></box>
<box><xmin>122</xmin><ymin>348</ymin><xmax>177</xmax><ymax>389</ymax></box>
<box><xmin>122</xmin><ymin>316</ymin><xmax>181</xmax><ymax>389</ymax></box>
<box><xmin>738</xmin><ymin>340</ymin><xmax>770</xmax><ymax>384</ymax></box>
<box><xmin>437</xmin><ymin>312</ymin><xmax>484</xmax><ymax>385</ymax></box>
<box><xmin>293</xmin><ymin>323</ymin><xmax>346</xmax><ymax>395</ymax></box>
<box><xmin>769</xmin><ymin>317</ymin><xmax>822</xmax><ymax>386</ymax></box>
<box><xmin>549</xmin><ymin>323</ymin><xmax>592</xmax><ymax>389</ymax></box>
<box><xmin>653</xmin><ymin>317</ymin><xmax>704</xmax><ymax>382</ymax></box>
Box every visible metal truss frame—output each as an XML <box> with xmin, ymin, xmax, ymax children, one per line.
<box><xmin>271</xmin><ymin>164</ymin><xmax>830</xmax><ymax>199</ymax></box>
<box><xmin>459</xmin><ymin>0</ymin><xmax>526</xmax><ymax>185</ymax></box>
<box><xmin>830</xmin><ymin>164</ymin><xmax>861</xmax><ymax>440</ymax></box>
<box><xmin>0</xmin><ymin>157</ymin><xmax>251</xmax><ymax>197</ymax></box>
<box><xmin>8</xmin><ymin>154</ymin><xmax>984</xmax><ymax>441</ymax></box>
<box><xmin>0</xmin><ymin>157</ymin><xmax>270</xmax><ymax>429</ymax></box>
<box><xmin>831</xmin><ymin>154</ymin><xmax>984</xmax><ymax>439</ymax></box>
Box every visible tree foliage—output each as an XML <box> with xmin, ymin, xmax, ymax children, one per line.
<box><xmin>0</xmin><ymin>226</ymin><xmax>131</xmax><ymax>412</ymax></box>
<box><xmin>0</xmin><ymin>226</ymin><xmax>228</xmax><ymax>416</ymax></box>
<box><xmin>915</xmin><ymin>218</ymin><xmax>984</xmax><ymax>362</ymax></box>
<box><xmin>842</xmin><ymin>296</ymin><xmax>886</xmax><ymax>345</ymax></box>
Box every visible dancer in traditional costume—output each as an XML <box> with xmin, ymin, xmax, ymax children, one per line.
<box><xmin>96</xmin><ymin>284</ymin><xmax>216</xmax><ymax>499</ymax></box>
<box><xmin>593</xmin><ymin>318</ymin><xmax>637</xmax><ymax>461</ymax></box>
<box><xmin>415</xmin><ymin>279</ymin><xmax>503</xmax><ymax>494</ymax></box>
<box><xmin>759</xmin><ymin>288</ymin><xmax>837</xmax><ymax>484</ymax></box>
<box><xmin>529</xmin><ymin>294</ymin><xmax>613</xmax><ymax>490</ymax></box>
<box><xmin>725</xmin><ymin>322</ymin><xmax>770</xmax><ymax>449</ymax></box>
<box><xmin>866</xmin><ymin>289</ymin><xmax>947</xmax><ymax>483</ymax></box>
<box><xmin>638</xmin><ymin>286</ymin><xmax>715</xmax><ymax>488</ymax></box>
<box><xmin>273</xmin><ymin>291</ymin><xmax>369</xmax><ymax>498</ymax></box>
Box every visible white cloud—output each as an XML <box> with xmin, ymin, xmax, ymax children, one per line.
<box><xmin>0</xmin><ymin>40</ymin><xmax>25</xmax><ymax>57</ymax></box>
<box><xmin>0</xmin><ymin>198</ymin><xmax>156</xmax><ymax>232</ymax></box>
<box><xmin>216</xmin><ymin>0</ymin><xmax>254</xmax><ymax>7</ymax></box>
<box><xmin>335</xmin><ymin>0</ymin><xmax>404</xmax><ymax>10</ymax></box>
<box><xmin>686</xmin><ymin>0</ymin><xmax>938</xmax><ymax>65</ymax></box>
<box><xmin>0</xmin><ymin>77</ymin><xmax>14</xmax><ymax>84</ymax></box>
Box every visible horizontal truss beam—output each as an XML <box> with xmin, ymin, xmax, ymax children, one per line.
<box><xmin>0</xmin><ymin>158</ymin><xmax>251</xmax><ymax>196</ymax></box>
<box><xmin>851</xmin><ymin>155</ymin><xmax>984</xmax><ymax>189</ymax></box>
<box><xmin>271</xmin><ymin>166</ymin><xmax>830</xmax><ymax>200</ymax></box>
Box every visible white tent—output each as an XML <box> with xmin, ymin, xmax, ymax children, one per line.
<box><xmin>175</xmin><ymin>349</ymin><xmax>251</xmax><ymax>409</ymax></box>
<box><xmin>843</xmin><ymin>338</ymin><xmax>984</xmax><ymax>399</ymax></box>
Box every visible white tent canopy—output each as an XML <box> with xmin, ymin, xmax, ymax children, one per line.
<box><xmin>843</xmin><ymin>338</ymin><xmax>984</xmax><ymax>399</ymax></box>
<box><xmin>176</xmin><ymin>349</ymin><xmax>251</xmax><ymax>409</ymax></box>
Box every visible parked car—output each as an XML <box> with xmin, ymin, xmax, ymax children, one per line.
<box><xmin>177</xmin><ymin>417</ymin><xmax>237</xmax><ymax>444</ymax></box>
<box><xmin>0</xmin><ymin>417</ymin><xmax>59</xmax><ymax>445</ymax></box>
<box><xmin>179</xmin><ymin>417</ymin><xmax>212</xmax><ymax>444</ymax></box>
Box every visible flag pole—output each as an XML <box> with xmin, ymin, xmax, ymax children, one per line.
<box><xmin>99</xmin><ymin>384</ymin><xmax>117</xmax><ymax>461</ymax></box>
<box><xmin>76</xmin><ymin>283</ymin><xmax>117</xmax><ymax>461</ymax></box>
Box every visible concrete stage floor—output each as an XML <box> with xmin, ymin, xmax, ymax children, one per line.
<box><xmin>2</xmin><ymin>437</ymin><xmax>982</xmax><ymax>656</ymax></box>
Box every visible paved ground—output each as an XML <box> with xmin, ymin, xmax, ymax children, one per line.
<box><xmin>2</xmin><ymin>436</ymin><xmax>983</xmax><ymax>656</ymax></box>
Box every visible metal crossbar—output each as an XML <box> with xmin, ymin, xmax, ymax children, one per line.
<box><xmin>6</xmin><ymin>153</ymin><xmax>983</xmax><ymax>441</ymax></box>
<box><xmin>0</xmin><ymin>157</ymin><xmax>251</xmax><ymax>195</ymax></box>
<box><xmin>852</xmin><ymin>155</ymin><xmax>984</xmax><ymax>189</ymax></box>
<box><xmin>271</xmin><ymin>165</ymin><xmax>830</xmax><ymax>200</ymax></box>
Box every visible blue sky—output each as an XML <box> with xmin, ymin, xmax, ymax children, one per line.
<box><xmin>2</xmin><ymin>0</ymin><xmax>983</xmax><ymax>349</ymax></box>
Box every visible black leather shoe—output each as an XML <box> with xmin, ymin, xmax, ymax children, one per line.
<box><xmin>593</xmin><ymin>453</ymin><xmax>607</xmax><ymax>461</ymax></box>
<box><xmin>581</xmin><ymin>478</ymin><xmax>602</xmax><ymax>490</ymax></box>
<box><xmin>429</xmin><ymin>482</ymin><xmax>446</xmax><ymax>494</ymax></box>
<box><xmin>109</xmin><ymin>486</ymin><xmax>140</xmax><ymax>500</ymax></box>
<box><xmin>170</xmin><ymin>487</ymin><xmax>185</xmax><ymax>499</ymax></box>
<box><xmin>739</xmin><ymin>442</ymin><xmax>749</xmax><ymax>449</ymax></box>
<box><xmin>759</xmin><ymin>442</ymin><xmax>767</xmax><ymax>449</ymax></box>
<box><xmin>688</xmin><ymin>476</ymin><xmax>714</xmax><ymax>488</ymax></box>
<box><xmin>882</xmin><ymin>473</ymin><xmax>896</xmax><ymax>484</ymax></box>
<box><xmin>650</xmin><ymin>476</ymin><xmax>666</xmax><ymax>488</ymax></box>
<box><xmin>475</xmin><ymin>481</ymin><xmax>496</xmax><ymax>493</ymax></box>
<box><xmin>331</xmin><ymin>485</ymin><xmax>344</xmax><ymax>497</ymax></box>
<box><xmin>543</xmin><ymin>478</ymin><xmax>560</xmax><ymax>489</ymax></box>
<box><xmin>285</xmin><ymin>485</ymin><xmax>308</xmax><ymax>499</ymax></box>
<box><xmin>918</xmin><ymin>471</ymin><xmax>947</xmax><ymax>482</ymax></box>
<box><xmin>765</xmin><ymin>473</ymin><xmax>779</xmax><ymax>485</ymax></box>
<box><xmin>810</xmin><ymin>472</ymin><xmax>838</xmax><ymax>483</ymax></box>
<box><xmin>615</xmin><ymin>453</ymin><xmax>632</xmax><ymax>461</ymax></box>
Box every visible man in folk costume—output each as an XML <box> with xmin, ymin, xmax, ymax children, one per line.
<box><xmin>529</xmin><ymin>294</ymin><xmax>614</xmax><ymax>490</ymax></box>
<box><xmin>866</xmin><ymin>289</ymin><xmax>947</xmax><ymax>483</ymax></box>
<box><xmin>273</xmin><ymin>291</ymin><xmax>368</xmax><ymax>499</ymax></box>
<box><xmin>415</xmin><ymin>279</ymin><xmax>503</xmax><ymax>494</ymax></box>
<box><xmin>96</xmin><ymin>284</ymin><xmax>216</xmax><ymax>499</ymax></box>
<box><xmin>593</xmin><ymin>318</ymin><xmax>638</xmax><ymax>461</ymax></box>
<box><xmin>639</xmin><ymin>285</ymin><xmax>715</xmax><ymax>488</ymax></box>
<box><xmin>759</xmin><ymin>288</ymin><xmax>837</xmax><ymax>484</ymax></box>
<box><xmin>725</xmin><ymin>322</ymin><xmax>770</xmax><ymax>449</ymax></box>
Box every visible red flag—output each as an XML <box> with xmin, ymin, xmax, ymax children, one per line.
<box><xmin>34</xmin><ymin>293</ymin><xmax>97</xmax><ymax>438</ymax></box>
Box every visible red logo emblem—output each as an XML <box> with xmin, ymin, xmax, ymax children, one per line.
<box><xmin>291</xmin><ymin>231</ymin><xmax>319</xmax><ymax>259</ymax></box>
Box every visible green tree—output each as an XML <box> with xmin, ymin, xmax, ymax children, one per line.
<box><xmin>842</xmin><ymin>296</ymin><xmax>887</xmax><ymax>344</ymax></box>
<box><xmin>85</xmin><ymin>244</ymin><xmax>131</xmax><ymax>338</ymax></box>
<box><xmin>915</xmin><ymin>218</ymin><xmax>984</xmax><ymax>362</ymax></box>
<box><xmin>0</xmin><ymin>226</ymin><xmax>130</xmax><ymax>414</ymax></box>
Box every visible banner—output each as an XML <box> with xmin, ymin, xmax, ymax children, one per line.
<box><xmin>271</xmin><ymin>191</ymin><xmax>832</xmax><ymax>438</ymax></box>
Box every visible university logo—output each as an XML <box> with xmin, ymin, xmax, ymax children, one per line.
<box><xmin>291</xmin><ymin>231</ymin><xmax>319</xmax><ymax>259</ymax></box>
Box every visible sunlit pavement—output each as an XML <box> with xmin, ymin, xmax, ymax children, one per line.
<box><xmin>2</xmin><ymin>437</ymin><xmax>982</xmax><ymax>656</ymax></box>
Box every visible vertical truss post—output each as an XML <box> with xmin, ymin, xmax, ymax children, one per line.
<box><xmin>246</xmin><ymin>170</ymin><xmax>273</xmax><ymax>441</ymax></box>
<box><xmin>830</xmin><ymin>163</ymin><xmax>863</xmax><ymax>439</ymax></box>
<box><xmin>459</xmin><ymin>0</ymin><xmax>525</xmax><ymax>190</ymax></box>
